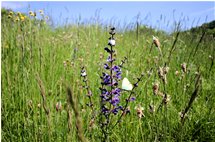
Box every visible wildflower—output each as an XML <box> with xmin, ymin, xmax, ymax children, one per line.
<box><xmin>104</xmin><ymin>63</ymin><xmax>110</xmax><ymax>69</ymax></box>
<box><xmin>20</xmin><ymin>15</ymin><xmax>25</xmax><ymax>21</ymax></box>
<box><xmin>111</xmin><ymin>96</ymin><xmax>120</xmax><ymax>106</ymax></box>
<box><xmin>108</xmin><ymin>37</ymin><xmax>116</xmax><ymax>46</ymax></box>
<box><xmin>56</xmin><ymin>101</ymin><xmax>62</xmax><ymax>111</ymax></box>
<box><xmin>45</xmin><ymin>16</ymin><xmax>49</xmax><ymax>20</ymax></box>
<box><xmin>15</xmin><ymin>16</ymin><xmax>20</xmax><ymax>21</ymax></box>
<box><xmin>9</xmin><ymin>11</ymin><xmax>13</xmax><ymax>15</ymax></box>
<box><xmin>29</xmin><ymin>11</ymin><xmax>36</xmax><ymax>17</ymax></box>
<box><xmin>126</xmin><ymin>97</ymin><xmax>136</xmax><ymax>102</ymax></box>
<box><xmin>135</xmin><ymin>105</ymin><xmax>145</xmax><ymax>118</ymax></box>
<box><xmin>17</xmin><ymin>12</ymin><xmax>21</xmax><ymax>16</ymax></box>
<box><xmin>39</xmin><ymin>9</ymin><xmax>44</xmax><ymax>15</ymax></box>
<box><xmin>109</xmin><ymin>27</ymin><xmax>116</xmax><ymax>35</ymax></box>
<box><xmin>107</xmin><ymin>55</ymin><xmax>115</xmax><ymax>62</ymax></box>
<box><xmin>8</xmin><ymin>15</ymin><xmax>12</xmax><ymax>19</ymax></box>
<box><xmin>81</xmin><ymin>68</ymin><xmax>87</xmax><ymax>77</ymax></box>
<box><xmin>101</xmin><ymin>73</ymin><xmax>111</xmax><ymax>85</ymax></box>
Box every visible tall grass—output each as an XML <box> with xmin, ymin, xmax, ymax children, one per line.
<box><xmin>1</xmin><ymin>9</ymin><xmax>215</xmax><ymax>142</ymax></box>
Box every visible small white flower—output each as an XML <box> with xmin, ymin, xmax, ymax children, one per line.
<box><xmin>81</xmin><ymin>71</ymin><xmax>87</xmax><ymax>77</ymax></box>
<box><xmin>108</xmin><ymin>39</ymin><xmax>115</xmax><ymax>46</ymax></box>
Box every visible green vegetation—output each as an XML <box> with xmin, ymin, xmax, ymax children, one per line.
<box><xmin>1</xmin><ymin>8</ymin><xmax>215</xmax><ymax>142</ymax></box>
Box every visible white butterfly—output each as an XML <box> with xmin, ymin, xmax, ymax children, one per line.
<box><xmin>122</xmin><ymin>77</ymin><xmax>133</xmax><ymax>91</ymax></box>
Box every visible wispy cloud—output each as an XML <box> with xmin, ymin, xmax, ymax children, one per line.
<box><xmin>190</xmin><ymin>7</ymin><xmax>215</xmax><ymax>16</ymax></box>
<box><xmin>1</xmin><ymin>2</ymin><xmax>28</xmax><ymax>10</ymax></box>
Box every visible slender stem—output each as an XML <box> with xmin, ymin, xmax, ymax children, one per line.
<box><xmin>83</xmin><ymin>75</ymin><xmax>93</xmax><ymax>110</ymax></box>
<box><xmin>112</xmin><ymin>73</ymin><xmax>144</xmax><ymax>128</ymax></box>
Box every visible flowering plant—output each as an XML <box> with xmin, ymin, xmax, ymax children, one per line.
<box><xmin>81</xmin><ymin>27</ymin><xmax>144</xmax><ymax>140</ymax></box>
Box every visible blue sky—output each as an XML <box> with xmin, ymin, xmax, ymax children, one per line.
<box><xmin>1</xmin><ymin>1</ymin><xmax>215</xmax><ymax>32</ymax></box>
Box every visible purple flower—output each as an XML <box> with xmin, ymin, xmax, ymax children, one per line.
<box><xmin>112</xmin><ymin>108</ymin><xmax>119</xmax><ymax>115</ymax></box>
<box><xmin>101</xmin><ymin>88</ymin><xmax>109</xmax><ymax>95</ymax></box>
<box><xmin>112</xmin><ymin>88</ymin><xmax>121</xmax><ymax>95</ymax></box>
<box><xmin>104</xmin><ymin>63</ymin><xmax>110</xmax><ymax>69</ymax></box>
<box><xmin>102</xmin><ymin>73</ymin><xmax>111</xmax><ymax>85</ymax></box>
<box><xmin>107</xmin><ymin>56</ymin><xmax>115</xmax><ymax>63</ymax></box>
<box><xmin>112</xmin><ymin>65</ymin><xmax>120</xmax><ymax>72</ymax></box>
<box><xmin>126</xmin><ymin>97</ymin><xmax>136</xmax><ymax>102</ymax></box>
<box><xmin>112</xmin><ymin>106</ymin><xmax>123</xmax><ymax>115</ymax></box>
<box><xmin>130</xmin><ymin>97</ymin><xmax>136</xmax><ymax>101</ymax></box>
<box><xmin>102</xmin><ymin>106</ymin><xmax>109</xmax><ymax>115</ymax></box>
<box><xmin>115</xmin><ymin>71</ymin><xmax>122</xmax><ymax>79</ymax></box>
<box><xmin>100</xmin><ymin>94</ymin><xmax>109</xmax><ymax>101</ymax></box>
<box><xmin>110</xmin><ymin>96</ymin><xmax>120</xmax><ymax>106</ymax></box>
<box><xmin>112</xmin><ymin>80</ymin><xmax>118</xmax><ymax>86</ymax></box>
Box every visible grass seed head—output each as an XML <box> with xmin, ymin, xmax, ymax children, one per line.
<box><xmin>181</xmin><ymin>62</ymin><xmax>187</xmax><ymax>73</ymax></box>
<box><xmin>56</xmin><ymin>101</ymin><xmax>62</xmax><ymax>112</ymax></box>
<box><xmin>153</xmin><ymin>36</ymin><xmax>160</xmax><ymax>48</ymax></box>
<box><xmin>135</xmin><ymin>105</ymin><xmax>145</xmax><ymax>118</ymax></box>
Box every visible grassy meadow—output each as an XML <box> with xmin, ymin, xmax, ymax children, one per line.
<box><xmin>1</xmin><ymin>8</ymin><xmax>215</xmax><ymax>142</ymax></box>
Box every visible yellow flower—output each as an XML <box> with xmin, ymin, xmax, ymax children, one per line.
<box><xmin>17</xmin><ymin>12</ymin><xmax>21</xmax><ymax>16</ymax></box>
<box><xmin>39</xmin><ymin>10</ymin><xmax>44</xmax><ymax>15</ymax></box>
<box><xmin>20</xmin><ymin>15</ymin><xmax>25</xmax><ymax>21</ymax></box>
<box><xmin>29</xmin><ymin>11</ymin><xmax>36</xmax><ymax>17</ymax></box>
<box><xmin>9</xmin><ymin>11</ymin><xmax>13</xmax><ymax>15</ymax></box>
<box><xmin>15</xmin><ymin>16</ymin><xmax>20</xmax><ymax>21</ymax></box>
<box><xmin>8</xmin><ymin>15</ymin><xmax>12</xmax><ymax>19</ymax></box>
